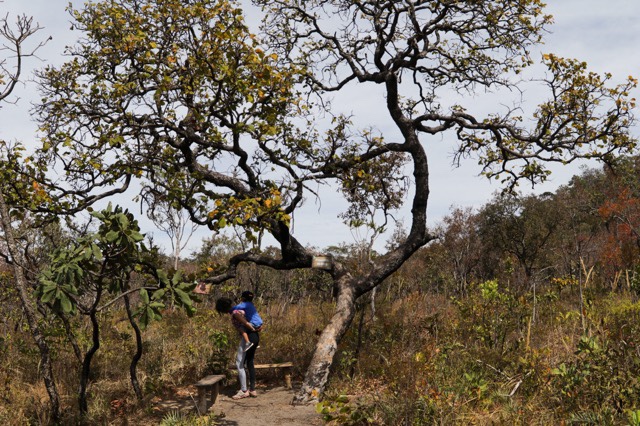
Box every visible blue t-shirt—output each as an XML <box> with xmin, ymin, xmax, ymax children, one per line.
<box><xmin>233</xmin><ymin>301</ymin><xmax>263</xmax><ymax>327</ymax></box>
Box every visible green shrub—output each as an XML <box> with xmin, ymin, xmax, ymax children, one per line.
<box><xmin>550</xmin><ymin>334</ymin><xmax>640</xmax><ymax>421</ymax></box>
<box><xmin>454</xmin><ymin>280</ymin><xmax>529</xmax><ymax>354</ymax></box>
<box><xmin>316</xmin><ymin>395</ymin><xmax>377</xmax><ymax>425</ymax></box>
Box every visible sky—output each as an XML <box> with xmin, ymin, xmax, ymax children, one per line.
<box><xmin>1</xmin><ymin>0</ymin><xmax>640</xmax><ymax>255</ymax></box>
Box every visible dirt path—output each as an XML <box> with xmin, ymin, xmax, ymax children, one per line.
<box><xmin>150</xmin><ymin>383</ymin><xmax>323</xmax><ymax>425</ymax></box>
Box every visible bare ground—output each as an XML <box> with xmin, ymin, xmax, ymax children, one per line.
<box><xmin>148</xmin><ymin>382</ymin><xmax>323</xmax><ymax>425</ymax></box>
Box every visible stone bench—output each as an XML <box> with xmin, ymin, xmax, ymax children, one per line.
<box><xmin>194</xmin><ymin>374</ymin><xmax>225</xmax><ymax>415</ymax></box>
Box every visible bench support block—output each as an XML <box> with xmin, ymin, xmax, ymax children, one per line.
<box><xmin>194</xmin><ymin>374</ymin><xmax>225</xmax><ymax>415</ymax></box>
<box><xmin>283</xmin><ymin>367</ymin><xmax>292</xmax><ymax>389</ymax></box>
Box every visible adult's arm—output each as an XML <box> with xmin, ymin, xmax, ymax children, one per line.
<box><xmin>231</xmin><ymin>311</ymin><xmax>255</xmax><ymax>331</ymax></box>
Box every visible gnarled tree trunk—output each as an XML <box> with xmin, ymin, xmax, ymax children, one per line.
<box><xmin>294</xmin><ymin>277</ymin><xmax>357</xmax><ymax>404</ymax></box>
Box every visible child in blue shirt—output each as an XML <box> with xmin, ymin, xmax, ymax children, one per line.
<box><xmin>234</xmin><ymin>290</ymin><xmax>263</xmax><ymax>351</ymax></box>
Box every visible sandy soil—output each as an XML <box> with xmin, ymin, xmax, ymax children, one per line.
<box><xmin>150</xmin><ymin>382</ymin><xmax>323</xmax><ymax>425</ymax></box>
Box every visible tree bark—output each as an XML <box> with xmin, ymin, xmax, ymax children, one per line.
<box><xmin>0</xmin><ymin>191</ymin><xmax>60</xmax><ymax>422</ymax></box>
<box><xmin>124</xmin><ymin>293</ymin><xmax>143</xmax><ymax>400</ymax></box>
<box><xmin>294</xmin><ymin>278</ymin><xmax>357</xmax><ymax>404</ymax></box>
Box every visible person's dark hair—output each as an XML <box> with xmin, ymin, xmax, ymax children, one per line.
<box><xmin>241</xmin><ymin>290</ymin><xmax>254</xmax><ymax>301</ymax></box>
<box><xmin>215</xmin><ymin>297</ymin><xmax>233</xmax><ymax>314</ymax></box>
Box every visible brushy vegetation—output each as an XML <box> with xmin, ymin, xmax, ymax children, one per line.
<box><xmin>318</xmin><ymin>284</ymin><xmax>640</xmax><ymax>425</ymax></box>
<box><xmin>0</xmin><ymin>277</ymin><xmax>331</xmax><ymax>424</ymax></box>
<box><xmin>2</xmin><ymin>276</ymin><xmax>640</xmax><ymax>424</ymax></box>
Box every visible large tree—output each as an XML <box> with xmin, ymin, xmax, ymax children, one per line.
<box><xmin>34</xmin><ymin>0</ymin><xmax>636</xmax><ymax>403</ymax></box>
<box><xmin>254</xmin><ymin>0</ymin><xmax>637</xmax><ymax>400</ymax></box>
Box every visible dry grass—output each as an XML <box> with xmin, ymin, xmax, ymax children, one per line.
<box><xmin>2</xmin><ymin>282</ymin><xmax>640</xmax><ymax>425</ymax></box>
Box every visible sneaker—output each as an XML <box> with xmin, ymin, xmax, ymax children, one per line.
<box><xmin>249</xmin><ymin>390</ymin><xmax>257</xmax><ymax>397</ymax></box>
<box><xmin>243</xmin><ymin>342</ymin><xmax>254</xmax><ymax>352</ymax></box>
<box><xmin>232</xmin><ymin>390</ymin><xmax>250</xmax><ymax>400</ymax></box>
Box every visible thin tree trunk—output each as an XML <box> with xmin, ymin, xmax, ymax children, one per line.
<box><xmin>124</xmin><ymin>293</ymin><xmax>143</xmax><ymax>400</ymax></box>
<box><xmin>369</xmin><ymin>286</ymin><xmax>377</xmax><ymax>320</ymax></box>
<box><xmin>79</xmin><ymin>309</ymin><xmax>100</xmax><ymax>414</ymax></box>
<box><xmin>349</xmin><ymin>303</ymin><xmax>366</xmax><ymax>378</ymax></box>
<box><xmin>294</xmin><ymin>279</ymin><xmax>357</xmax><ymax>404</ymax></box>
<box><xmin>56</xmin><ymin>311</ymin><xmax>83</xmax><ymax>363</ymax></box>
<box><xmin>0</xmin><ymin>191</ymin><xmax>60</xmax><ymax>422</ymax></box>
